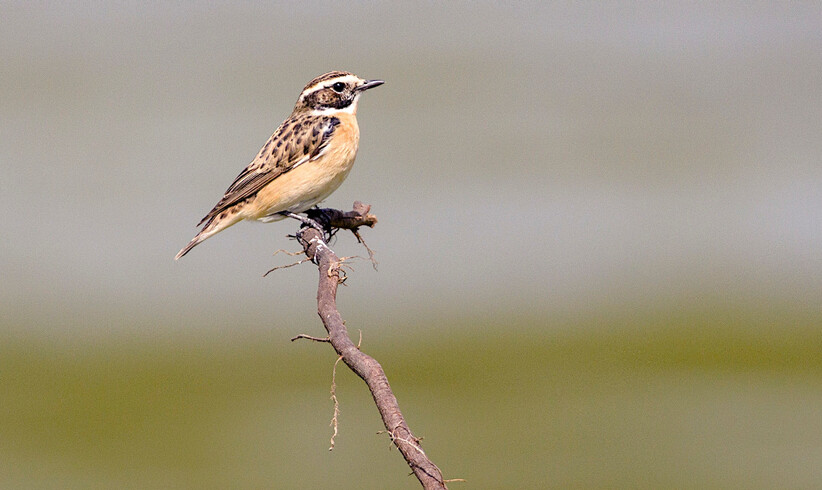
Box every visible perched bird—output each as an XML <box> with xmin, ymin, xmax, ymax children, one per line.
<box><xmin>175</xmin><ymin>71</ymin><xmax>384</xmax><ymax>260</ymax></box>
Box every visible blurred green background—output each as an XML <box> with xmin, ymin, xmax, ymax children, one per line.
<box><xmin>2</xmin><ymin>2</ymin><xmax>821</xmax><ymax>488</ymax></box>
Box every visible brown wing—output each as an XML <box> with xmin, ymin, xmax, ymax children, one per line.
<box><xmin>197</xmin><ymin>115</ymin><xmax>340</xmax><ymax>227</ymax></box>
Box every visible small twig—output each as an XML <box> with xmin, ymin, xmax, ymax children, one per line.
<box><xmin>290</xmin><ymin>334</ymin><xmax>331</xmax><ymax>343</ymax></box>
<box><xmin>329</xmin><ymin>355</ymin><xmax>343</xmax><ymax>450</ymax></box>
<box><xmin>272</xmin><ymin>248</ymin><xmax>305</xmax><ymax>257</ymax></box>
<box><xmin>326</xmin><ymin>329</ymin><xmax>362</xmax><ymax>451</ymax></box>
<box><xmin>351</xmin><ymin>229</ymin><xmax>378</xmax><ymax>270</ymax></box>
<box><xmin>263</xmin><ymin>258</ymin><xmax>309</xmax><ymax>276</ymax></box>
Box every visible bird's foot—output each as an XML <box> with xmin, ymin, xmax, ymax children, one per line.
<box><xmin>280</xmin><ymin>211</ymin><xmax>332</xmax><ymax>241</ymax></box>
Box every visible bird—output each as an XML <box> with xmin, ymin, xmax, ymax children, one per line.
<box><xmin>175</xmin><ymin>71</ymin><xmax>384</xmax><ymax>260</ymax></box>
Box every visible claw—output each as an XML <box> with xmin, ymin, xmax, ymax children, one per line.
<box><xmin>279</xmin><ymin>211</ymin><xmax>331</xmax><ymax>240</ymax></box>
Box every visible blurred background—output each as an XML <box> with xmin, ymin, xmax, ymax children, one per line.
<box><xmin>2</xmin><ymin>2</ymin><xmax>821</xmax><ymax>488</ymax></box>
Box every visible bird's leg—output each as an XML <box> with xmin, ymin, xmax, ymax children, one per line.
<box><xmin>278</xmin><ymin>211</ymin><xmax>324</xmax><ymax>230</ymax></box>
<box><xmin>279</xmin><ymin>211</ymin><xmax>331</xmax><ymax>241</ymax></box>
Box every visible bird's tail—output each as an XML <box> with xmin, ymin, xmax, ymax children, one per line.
<box><xmin>174</xmin><ymin>231</ymin><xmax>212</xmax><ymax>260</ymax></box>
<box><xmin>175</xmin><ymin>212</ymin><xmax>244</xmax><ymax>260</ymax></box>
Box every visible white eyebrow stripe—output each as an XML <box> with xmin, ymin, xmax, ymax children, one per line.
<box><xmin>301</xmin><ymin>75</ymin><xmax>362</xmax><ymax>96</ymax></box>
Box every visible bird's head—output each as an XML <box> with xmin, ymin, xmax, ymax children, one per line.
<box><xmin>295</xmin><ymin>71</ymin><xmax>384</xmax><ymax>115</ymax></box>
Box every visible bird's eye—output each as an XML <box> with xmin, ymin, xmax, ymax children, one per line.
<box><xmin>331</xmin><ymin>82</ymin><xmax>346</xmax><ymax>92</ymax></box>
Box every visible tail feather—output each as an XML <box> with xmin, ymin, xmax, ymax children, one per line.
<box><xmin>174</xmin><ymin>232</ymin><xmax>210</xmax><ymax>260</ymax></box>
<box><xmin>175</xmin><ymin>213</ymin><xmax>244</xmax><ymax>260</ymax></box>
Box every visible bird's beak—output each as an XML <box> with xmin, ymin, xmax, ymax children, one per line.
<box><xmin>357</xmin><ymin>79</ymin><xmax>385</xmax><ymax>92</ymax></box>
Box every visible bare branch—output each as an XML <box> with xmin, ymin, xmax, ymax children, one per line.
<box><xmin>306</xmin><ymin>200</ymin><xmax>378</xmax><ymax>231</ymax></box>
<box><xmin>292</xmin><ymin>202</ymin><xmax>448</xmax><ymax>490</ymax></box>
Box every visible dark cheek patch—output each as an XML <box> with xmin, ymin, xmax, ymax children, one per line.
<box><xmin>305</xmin><ymin>88</ymin><xmax>354</xmax><ymax>110</ymax></box>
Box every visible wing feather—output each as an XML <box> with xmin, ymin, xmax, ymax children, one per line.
<box><xmin>197</xmin><ymin>116</ymin><xmax>340</xmax><ymax>227</ymax></box>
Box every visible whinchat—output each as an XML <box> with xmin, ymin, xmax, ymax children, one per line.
<box><xmin>175</xmin><ymin>71</ymin><xmax>383</xmax><ymax>260</ymax></box>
